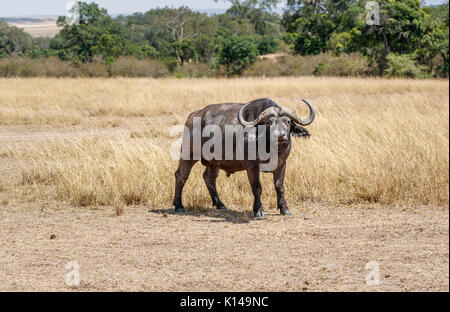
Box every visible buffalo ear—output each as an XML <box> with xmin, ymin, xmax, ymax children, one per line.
<box><xmin>290</xmin><ymin>124</ymin><xmax>310</xmax><ymax>138</ymax></box>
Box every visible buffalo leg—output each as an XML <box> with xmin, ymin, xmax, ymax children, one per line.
<box><xmin>203</xmin><ymin>167</ymin><xmax>227</xmax><ymax>210</ymax></box>
<box><xmin>173</xmin><ymin>160</ymin><xmax>197</xmax><ymax>213</ymax></box>
<box><xmin>273</xmin><ymin>162</ymin><xmax>291</xmax><ymax>215</ymax></box>
<box><xmin>246</xmin><ymin>164</ymin><xmax>265</xmax><ymax>217</ymax></box>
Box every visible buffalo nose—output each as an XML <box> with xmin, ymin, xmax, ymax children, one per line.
<box><xmin>278</xmin><ymin>130</ymin><xmax>286</xmax><ymax>138</ymax></box>
<box><xmin>272</xmin><ymin>127</ymin><xmax>287</xmax><ymax>140</ymax></box>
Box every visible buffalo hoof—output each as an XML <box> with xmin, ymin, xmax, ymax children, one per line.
<box><xmin>216</xmin><ymin>203</ymin><xmax>228</xmax><ymax>211</ymax></box>
<box><xmin>280</xmin><ymin>209</ymin><xmax>292</xmax><ymax>216</ymax></box>
<box><xmin>174</xmin><ymin>207</ymin><xmax>186</xmax><ymax>214</ymax></box>
<box><xmin>254</xmin><ymin>211</ymin><xmax>266</xmax><ymax>218</ymax></box>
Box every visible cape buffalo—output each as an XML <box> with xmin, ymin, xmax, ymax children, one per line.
<box><xmin>173</xmin><ymin>98</ymin><xmax>315</xmax><ymax>217</ymax></box>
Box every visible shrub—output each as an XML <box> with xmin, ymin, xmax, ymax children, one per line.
<box><xmin>175</xmin><ymin>63</ymin><xmax>212</xmax><ymax>78</ymax></box>
<box><xmin>313</xmin><ymin>62</ymin><xmax>325</xmax><ymax>76</ymax></box>
<box><xmin>110</xmin><ymin>57</ymin><xmax>168</xmax><ymax>77</ymax></box>
<box><xmin>258</xmin><ymin>36</ymin><xmax>279</xmax><ymax>55</ymax></box>
<box><xmin>315</xmin><ymin>54</ymin><xmax>369</xmax><ymax>77</ymax></box>
<box><xmin>0</xmin><ymin>57</ymin><xmax>110</xmax><ymax>78</ymax></box>
<box><xmin>76</xmin><ymin>61</ymin><xmax>109</xmax><ymax>77</ymax></box>
<box><xmin>327</xmin><ymin>32</ymin><xmax>352</xmax><ymax>56</ymax></box>
<box><xmin>384</xmin><ymin>53</ymin><xmax>429</xmax><ymax>78</ymax></box>
<box><xmin>244</xmin><ymin>53</ymin><xmax>369</xmax><ymax>77</ymax></box>
<box><xmin>0</xmin><ymin>57</ymin><xmax>49</xmax><ymax>77</ymax></box>
<box><xmin>164</xmin><ymin>59</ymin><xmax>179</xmax><ymax>73</ymax></box>
<box><xmin>39</xmin><ymin>57</ymin><xmax>80</xmax><ymax>77</ymax></box>
<box><xmin>294</xmin><ymin>33</ymin><xmax>323</xmax><ymax>55</ymax></box>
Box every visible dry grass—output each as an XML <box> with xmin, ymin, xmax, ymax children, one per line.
<box><xmin>6</xmin><ymin>77</ymin><xmax>448</xmax><ymax>209</ymax></box>
<box><xmin>0</xmin><ymin>77</ymin><xmax>447</xmax><ymax>126</ymax></box>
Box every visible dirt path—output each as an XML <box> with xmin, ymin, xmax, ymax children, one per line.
<box><xmin>0</xmin><ymin>204</ymin><xmax>447</xmax><ymax>291</ymax></box>
<box><xmin>0</xmin><ymin>126</ymin><xmax>130</xmax><ymax>142</ymax></box>
<box><xmin>0</xmin><ymin>126</ymin><xmax>448</xmax><ymax>291</ymax></box>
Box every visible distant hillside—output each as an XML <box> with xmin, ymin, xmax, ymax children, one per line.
<box><xmin>1</xmin><ymin>17</ymin><xmax>57</xmax><ymax>23</ymax></box>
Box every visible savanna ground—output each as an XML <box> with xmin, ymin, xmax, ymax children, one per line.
<box><xmin>7</xmin><ymin>18</ymin><xmax>60</xmax><ymax>38</ymax></box>
<box><xmin>0</xmin><ymin>77</ymin><xmax>448</xmax><ymax>291</ymax></box>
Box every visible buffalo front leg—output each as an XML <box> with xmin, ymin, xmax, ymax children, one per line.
<box><xmin>246</xmin><ymin>164</ymin><xmax>265</xmax><ymax>218</ymax></box>
<box><xmin>203</xmin><ymin>167</ymin><xmax>227</xmax><ymax>211</ymax></box>
<box><xmin>273</xmin><ymin>162</ymin><xmax>291</xmax><ymax>216</ymax></box>
<box><xmin>173</xmin><ymin>160</ymin><xmax>197</xmax><ymax>214</ymax></box>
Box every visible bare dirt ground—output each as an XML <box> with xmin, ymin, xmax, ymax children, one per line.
<box><xmin>0</xmin><ymin>125</ymin><xmax>448</xmax><ymax>292</ymax></box>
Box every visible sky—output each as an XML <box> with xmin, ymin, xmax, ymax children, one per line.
<box><xmin>0</xmin><ymin>0</ymin><xmax>446</xmax><ymax>17</ymax></box>
<box><xmin>0</xmin><ymin>0</ymin><xmax>230</xmax><ymax>17</ymax></box>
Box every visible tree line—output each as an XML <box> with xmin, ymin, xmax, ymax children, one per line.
<box><xmin>0</xmin><ymin>0</ymin><xmax>448</xmax><ymax>77</ymax></box>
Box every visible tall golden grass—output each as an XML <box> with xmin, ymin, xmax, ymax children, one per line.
<box><xmin>6</xmin><ymin>77</ymin><xmax>449</xmax><ymax>209</ymax></box>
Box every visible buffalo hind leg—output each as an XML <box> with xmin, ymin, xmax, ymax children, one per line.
<box><xmin>246</xmin><ymin>164</ymin><xmax>265</xmax><ymax>218</ymax></box>
<box><xmin>173</xmin><ymin>160</ymin><xmax>197</xmax><ymax>213</ymax></box>
<box><xmin>203</xmin><ymin>167</ymin><xmax>227</xmax><ymax>210</ymax></box>
<box><xmin>273</xmin><ymin>162</ymin><xmax>291</xmax><ymax>216</ymax></box>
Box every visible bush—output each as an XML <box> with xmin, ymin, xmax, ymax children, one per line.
<box><xmin>244</xmin><ymin>54</ymin><xmax>321</xmax><ymax>77</ymax></box>
<box><xmin>315</xmin><ymin>54</ymin><xmax>369</xmax><ymax>77</ymax></box>
<box><xmin>0</xmin><ymin>57</ymin><xmax>41</xmax><ymax>77</ymax></box>
<box><xmin>244</xmin><ymin>53</ymin><xmax>369</xmax><ymax>77</ymax></box>
<box><xmin>110</xmin><ymin>57</ymin><xmax>168</xmax><ymax>77</ymax></box>
<box><xmin>175</xmin><ymin>63</ymin><xmax>212</xmax><ymax>78</ymax></box>
<box><xmin>219</xmin><ymin>35</ymin><xmax>259</xmax><ymax>75</ymax></box>
<box><xmin>163</xmin><ymin>59</ymin><xmax>179</xmax><ymax>73</ymax></box>
<box><xmin>313</xmin><ymin>62</ymin><xmax>325</xmax><ymax>76</ymax></box>
<box><xmin>294</xmin><ymin>33</ymin><xmax>323</xmax><ymax>55</ymax></box>
<box><xmin>0</xmin><ymin>56</ymin><xmax>167</xmax><ymax>78</ymax></box>
<box><xmin>39</xmin><ymin>57</ymin><xmax>80</xmax><ymax>77</ymax></box>
<box><xmin>258</xmin><ymin>36</ymin><xmax>279</xmax><ymax>55</ymax></box>
<box><xmin>0</xmin><ymin>57</ymin><xmax>109</xmax><ymax>77</ymax></box>
<box><xmin>327</xmin><ymin>32</ymin><xmax>352</xmax><ymax>56</ymax></box>
<box><xmin>384</xmin><ymin>53</ymin><xmax>429</xmax><ymax>78</ymax></box>
<box><xmin>74</xmin><ymin>61</ymin><xmax>109</xmax><ymax>77</ymax></box>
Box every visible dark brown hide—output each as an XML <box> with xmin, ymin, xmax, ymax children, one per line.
<box><xmin>173</xmin><ymin>98</ymin><xmax>314</xmax><ymax>217</ymax></box>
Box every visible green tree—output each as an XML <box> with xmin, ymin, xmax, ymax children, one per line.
<box><xmin>219</xmin><ymin>0</ymin><xmax>282</xmax><ymax>35</ymax></box>
<box><xmin>93</xmin><ymin>33</ymin><xmax>124</xmax><ymax>63</ymax></box>
<box><xmin>136</xmin><ymin>7</ymin><xmax>216</xmax><ymax>66</ymax></box>
<box><xmin>283</xmin><ymin>1</ymin><xmax>341</xmax><ymax>55</ymax></box>
<box><xmin>417</xmin><ymin>1</ymin><xmax>449</xmax><ymax>77</ymax></box>
<box><xmin>193</xmin><ymin>34</ymin><xmax>215</xmax><ymax>64</ymax></box>
<box><xmin>258</xmin><ymin>35</ymin><xmax>279</xmax><ymax>54</ymax></box>
<box><xmin>0</xmin><ymin>21</ymin><xmax>33</xmax><ymax>57</ymax></box>
<box><xmin>173</xmin><ymin>39</ymin><xmax>197</xmax><ymax>65</ymax></box>
<box><xmin>219</xmin><ymin>35</ymin><xmax>259</xmax><ymax>75</ymax></box>
<box><xmin>216</xmin><ymin>13</ymin><xmax>255</xmax><ymax>36</ymax></box>
<box><xmin>215</xmin><ymin>0</ymin><xmax>280</xmax><ymax>17</ymax></box>
<box><xmin>349</xmin><ymin>0</ymin><xmax>429</xmax><ymax>76</ymax></box>
<box><xmin>55</xmin><ymin>2</ymin><xmax>127</xmax><ymax>62</ymax></box>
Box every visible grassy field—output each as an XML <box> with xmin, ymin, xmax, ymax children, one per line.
<box><xmin>0</xmin><ymin>77</ymin><xmax>448</xmax><ymax>291</ymax></box>
<box><xmin>1</xmin><ymin>77</ymin><xmax>448</xmax><ymax>209</ymax></box>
